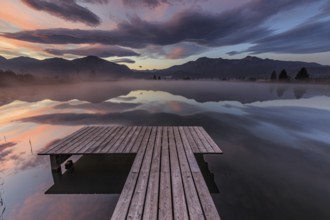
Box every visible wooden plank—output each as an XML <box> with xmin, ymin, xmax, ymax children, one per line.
<box><xmin>192</xmin><ymin>172</ymin><xmax>220</xmax><ymax>220</ymax></box>
<box><xmin>58</xmin><ymin>126</ymin><xmax>99</xmax><ymax>153</ymax></box>
<box><xmin>116</xmin><ymin>126</ymin><xmax>138</xmax><ymax>153</ymax></box>
<box><xmin>84</xmin><ymin>126</ymin><xmax>116</xmax><ymax>153</ymax></box>
<box><xmin>44</xmin><ymin>126</ymin><xmax>91</xmax><ymax>154</ymax></box>
<box><xmin>129</xmin><ymin>126</ymin><xmax>148</xmax><ymax>153</ymax></box>
<box><xmin>174</xmin><ymin>127</ymin><xmax>205</xmax><ymax>220</ymax></box>
<box><xmin>55</xmin><ymin>126</ymin><xmax>99</xmax><ymax>154</ymax></box>
<box><xmin>108</xmin><ymin>126</ymin><xmax>133</xmax><ymax>153</ymax></box>
<box><xmin>62</xmin><ymin>126</ymin><xmax>104</xmax><ymax>154</ymax></box>
<box><xmin>101</xmin><ymin>126</ymin><xmax>127</xmax><ymax>153</ymax></box>
<box><xmin>143</xmin><ymin>126</ymin><xmax>162</xmax><ymax>219</ymax></box>
<box><xmin>123</xmin><ymin>126</ymin><xmax>143</xmax><ymax>153</ymax></box>
<box><xmin>197</xmin><ymin>127</ymin><xmax>222</xmax><ymax>153</ymax></box>
<box><xmin>111</xmin><ymin>127</ymin><xmax>152</xmax><ymax>220</ymax></box>
<box><xmin>41</xmin><ymin>126</ymin><xmax>221</xmax><ymax>154</ymax></box>
<box><xmin>111</xmin><ymin>172</ymin><xmax>138</xmax><ymax>220</ymax></box>
<box><xmin>42</xmin><ymin>126</ymin><xmax>89</xmax><ymax>154</ymax></box>
<box><xmin>130</xmin><ymin>127</ymin><xmax>152</xmax><ymax>174</ymax></box>
<box><xmin>70</xmin><ymin>126</ymin><xmax>109</xmax><ymax>153</ymax></box>
<box><xmin>41</xmin><ymin>126</ymin><xmax>222</xmax><ymax>219</ymax></box>
<box><xmin>159</xmin><ymin>127</ymin><xmax>172</xmax><ymax>220</ymax></box>
<box><xmin>93</xmin><ymin>126</ymin><xmax>121</xmax><ymax>153</ymax></box>
<box><xmin>193</xmin><ymin>126</ymin><xmax>214</xmax><ymax>153</ymax></box>
<box><xmin>127</xmin><ymin>127</ymin><xmax>157</xmax><ymax>219</ymax></box>
<box><xmin>180</xmin><ymin>129</ymin><xmax>221</xmax><ymax>220</ymax></box>
<box><xmin>182</xmin><ymin>127</ymin><xmax>200</xmax><ymax>153</ymax></box>
<box><xmin>188</xmin><ymin>127</ymin><xmax>208</xmax><ymax>153</ymax></box>
<box><xmin>179</xmin><ymin>127</ymin><xmax>200</xmax><ymax>173</ymax></box>
<box><xmin>168</xmin><ymin>127</ymin><xmax>189</xmax><ymax>220</ymax></box>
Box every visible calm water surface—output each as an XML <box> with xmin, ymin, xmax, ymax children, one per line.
<box><xmin>1</xmin><ymin>80</ymin><xmax>330</xmax><ymax>220</ymax></box>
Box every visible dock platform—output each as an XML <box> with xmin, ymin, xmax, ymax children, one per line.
<box><xmin>39</xmin><ymin>126</ymin><xmax>222</xmax><ymax>219</ymax></box>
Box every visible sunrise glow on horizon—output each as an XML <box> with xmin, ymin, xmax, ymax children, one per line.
<box><xmin>1</xmin><ymin>0</ymin><xmax>330</xmax><ymax>70</ymax></box>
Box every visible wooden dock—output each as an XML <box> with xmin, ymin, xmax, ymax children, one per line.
<box><xmin>39</xmin><ymin>126</ymin><xmax>222</xmax><ymax>219</ymax></box>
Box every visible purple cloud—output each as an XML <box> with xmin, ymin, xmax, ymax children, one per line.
<box><xmin>79</xmin><ymin>0</ymin><xmax>110</xmax><ymax>3</ymax></box>
<box><xmin>122</xmin><ymin>0</ymin><xmax>188</xmax><ymax>7</ymax></box>
<box><xmin>4</xmin><ymin>0</ymin><xmax>324</xmax><ymax>58</ymax></box>
<box><xmin>21</xmin><ymin>0</ymin><xmax>100</xmax><ymax>26</ymax></box>
<box><xmin>111</xmin><ymin>58</ymin><xmax>136</xmax><ymax>63</ymax></box>
<box><xmin>0</xmin><ymin>10</ymin><xmax>269</xmax><ymax>48</ymax></box>
<box><xmin>45</xmin><ymin>45</ymin><xmax>139</xmax><ymax>57</ymax></box>
<box><xmin>245</xmin><ymin>19</ymin><xmax>330</xmax><ymax>54</ymax></box>
<box><xmin>143</xmin><ymin>43</ymin><xmax>207</xmax><ymax>59</ymax></box>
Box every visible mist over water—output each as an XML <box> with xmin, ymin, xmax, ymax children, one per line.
<box><xmin>1</xmin><ymin>80</ymin><xmax>330</xmax><ymax>220</ymax></box>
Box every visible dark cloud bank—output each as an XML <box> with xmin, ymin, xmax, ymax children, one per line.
<box><xmin>21</xmin><ymin>0</ymin><xmax>101</xmax><ymax>26</ymax></box>
<box><xmin>21</xmin><ymin>0</ymin><xmax>191</xmax><ymax>27</ymax></box>
<box><xmin>246</xmin><ymin>19</ymin><xmax>330</xmax><ymax>54</ymax></box>
<box><xmin>9</xmin><ymin>0</ymin><xmax>329</xmax><ymax>57</ymax></box>
<box><xmin>111</xmin><ymin>58</ymin><xmax>136</xmax><ymax>64</ymax></box>
<box><xmin>122</xmin><ymin>0</ymin><xmax>189</xmax><ymax>7</ymax></box>
<box><xmin>45</xmin><ymin>45</ymin><xmax>139</xmax><ymax>58</ymax></box>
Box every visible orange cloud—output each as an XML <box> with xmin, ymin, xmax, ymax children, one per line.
<box><xmin>167</xmin><ymin>47</ymin><xmax>185</xmax><ymax>59</ymax></box>
<box><xmin>0</xmin><ymin>0</ymin><xmax>38</xmax><ymax>30</ymax></box>
<box><xmin>0</xmin><ymin>35</ymin><xmax>52</xmax><ymax>59</ymax></box>
<box><xmin>0</xmin><ymin>0</ymin><xmax>92</xmax><ymax>32</ymax></box>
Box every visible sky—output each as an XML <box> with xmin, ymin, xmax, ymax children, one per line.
<box><xmin>0</xmin><ymin>0</ymin><xmax>329</xmax><ymax>70</ymax></box>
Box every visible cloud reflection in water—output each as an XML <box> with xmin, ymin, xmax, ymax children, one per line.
<box><xmin>1</xmin><ymin>83</ymin><xmax>330</xmax><ymax>220</ymax></box>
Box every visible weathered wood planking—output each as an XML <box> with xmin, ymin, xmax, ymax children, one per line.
<box><xmin>110</xmin><ymin>127</ymin><xmax>152</xmax><ymax>220</ymax></box>
<box><xmin>39</xmin><ymin>126</ymin><xmax>222</xmax><ymax>155</ymax></box>
<box><xmin>180</xmin><ymin>127</ymin><xmax>221</xmax><ymax>220</ymax></box>
<box><xmin>174</xmin><ymin>127</ymin><xmax>204</xmax><ymax>220</ymax></box>
<box><xmin>127</xmin><ymin>127</ymin><xmax>157</xmax><ymax>219</ymax></box>
<box><xmin>168</xmin><ymin>127</ymin><xmax>189</xmax><ymax>220</ymax></box>
<box><xmin>110</xmin><ymin>126</ymin><xmax>221</xmax><ymax>220</ymax></box>
<box><xmin>159</xmin><ymin>127</ymin><xmax>172</xmax><ymax>220</ymax></box>
<box><xmin>143</xmin><ymin>127</ymin><xmax>162</xmax><ymax>219</ymax></box>
<box><xmin>197</xmin><ymin>127</ymin><xmax>222</xmax><ymax>153</ymax></box>
<box><xmin>39</xmin><ymin>126</ymin><xmax>222</xmax><ymax>220</ymax></box>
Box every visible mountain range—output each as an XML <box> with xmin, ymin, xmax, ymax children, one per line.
<box><xmin>0</xmin><ymin>55</ymin><xmax>330</xmax><ymax>80</ymax></box>
<box><xmin>0</xmin><ymin>55</ymin><xmax>132</xmax><ymax>79</ymax></box>
<box><xmin>157</xmin><ymin>56</ymin><xmax>330</xmax><ymax>79</ymax></box>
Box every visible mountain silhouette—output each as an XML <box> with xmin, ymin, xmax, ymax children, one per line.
<box><xmin>0</xmin><ymin>55</ymin><xmax>132</xmax><ymax>79</ymax></box>
<box><xmin>0</xmin><ymin>55</ymin><xmax>329</xmax><ymax>79</ymax></box>
<box><xmin>156</xmin><ymin>56</ymin><xmax>330</xmax><ymax>79</ymax></box>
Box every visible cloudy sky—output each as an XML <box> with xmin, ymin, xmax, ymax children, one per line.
<box><xmin>0</xmin><ymin>0</ymin><xmax>329</xmax><ymax>69</ymax></box>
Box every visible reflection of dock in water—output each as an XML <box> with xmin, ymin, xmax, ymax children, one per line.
<box><xmin>39</xmin><ymin>126</ymin><xmax>223</xmax><ymax>219</ymax></box>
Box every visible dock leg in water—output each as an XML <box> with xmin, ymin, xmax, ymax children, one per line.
<box><xmin>49</xmin><ymin>155</ymin><xmax>71</xmax><ymax>173</ymax></box>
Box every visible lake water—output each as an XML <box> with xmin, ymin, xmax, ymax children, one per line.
<box><xmin>1</xmin><ymin>80</ymin><xmax>330</xmax><ymax>220</ymax></box>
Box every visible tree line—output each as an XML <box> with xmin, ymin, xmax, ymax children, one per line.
<box><xmin>270</xmin><ymin>67</ymin><xmax>310</xmax><ymax>81</ymax></box>
<box><xmin>0</xmin><ymin>69</ymin><xmax>34</xmax><ymax>85</ymax></box>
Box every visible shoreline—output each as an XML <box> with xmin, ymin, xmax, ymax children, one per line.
<box><xmin>1</xmin><ymin>77</ymin><xmax>330</xmax><ymax>88</ymax></box>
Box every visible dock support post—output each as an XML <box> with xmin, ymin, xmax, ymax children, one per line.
<box><xmin>51</xmin><ymin>169</ymin><xmax>62</xmax><ymax>185</ymax></box>
<box><xmin>50</xmin><ymin>155</ymin><xmax>71</xmax><ymax>173</ymax></box>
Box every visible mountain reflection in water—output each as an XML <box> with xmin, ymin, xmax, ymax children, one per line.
<box><xmin>0</xmin><ymin>80</ymin><xmax>330</xmax><ymax>220</ymax></box>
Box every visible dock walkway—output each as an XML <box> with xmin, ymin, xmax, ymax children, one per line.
<box><xmin>39</xmin><ymin>126</ymin><xmax>222</xmax><ymax>220</ymax></box>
